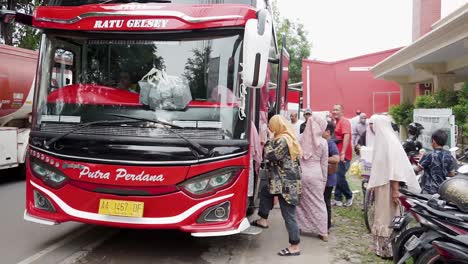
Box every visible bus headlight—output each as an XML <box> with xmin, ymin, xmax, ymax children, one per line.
<box><xmin>30</xmin><ymin>158</ymin><xmax>68</xmax><ymax>189</ymax></box>
<box><xmin>179</xmin><ymin>167</ymin><xmax>242</xmax><ymax>197</ymax></box>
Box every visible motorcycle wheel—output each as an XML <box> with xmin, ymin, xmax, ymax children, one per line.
<box><xmin>415</xmin><ymin>247</ymin><xmax>444</xmax><ymax>264</ymax></box>
<box><xmin>392</xmin><ymin>226</ymin><xmax>427</xmax><ymax>264</ymax></box>
<box><xmin>364</xmin><ymin>188</ymin><xmax>375</xmax><ymax>233</ymax></box>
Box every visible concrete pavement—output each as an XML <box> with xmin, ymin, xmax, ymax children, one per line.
<box><xmin>82</xmin><ymin>209</ymin><xmax>332</xmax><ymax>264</ymax></box>
<box><xmin>0</xmin><ymin>170</ymin><xmax>83</xmax><ymax>264</ymax></box>
<box><xmin>0</xmin><ymin>169</ymin><xmax>332</xmax><ymax>264</ymax></box>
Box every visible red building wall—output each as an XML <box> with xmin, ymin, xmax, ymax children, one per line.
<box><xmin>301</xmin><ymin>48</ymin><xmax>402</xmax><ymax>118</ymax></box>
<box><xmin>412</xmin><ymin>0</ymin><xmax>441</xmax><ymax>41</ymax></box>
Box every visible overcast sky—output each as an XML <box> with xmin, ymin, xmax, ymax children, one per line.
<box><xmin>276</xmin><ymin>0</ymin><xmax>468</xmax><ymax>62</ymax></box>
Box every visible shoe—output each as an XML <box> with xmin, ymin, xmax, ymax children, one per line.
<box><xmin>332</xmin><ymin>200</ymin><xmax>343</xmax><ymax>207</ymax></box>
<box><xmin>344</xmin><ymin>196</ymin><xmax>354</xmax><ymax>207</ymax></box>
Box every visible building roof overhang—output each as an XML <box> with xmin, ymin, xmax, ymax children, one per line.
<box><xmin>371</xmin><ymin>3</ymin><xmax>468</xmax><ymax>82</ymax></box>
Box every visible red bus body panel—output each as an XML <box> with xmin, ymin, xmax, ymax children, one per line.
<box><xmin>33</xmin><ymin>4</ymin><xmax>256</xmax><ymax>31</ymax></box>
<box><xmin>25</xmin><ymin>2</ymin><xmax>259</xmax><ymax>235</ymax></box>
<box><xmin>26</xmin><ymin>149</ymin><xmax>249</xmax><ymax>232</ymax></box>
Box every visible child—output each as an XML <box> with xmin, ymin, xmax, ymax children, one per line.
<box><xmin>322</xmin><ymin>121</ymin><xmax>340</xmax><ymax>230</ymax></box>
<box><xmin>418</xmin><ymin>129</ymin><xmax>457</xmax><ymax>194</ymax></box>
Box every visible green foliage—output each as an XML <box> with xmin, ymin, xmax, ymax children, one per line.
<box><xmin>414</xmin><ymin>89</ymin><xmax>458</xmax><ymax>109</ymax></box>
<box><xmin>1</xmin><ymin>0</ymin><xmax>43</xmax><ymax>49</ymax></box>
<box><xmin>453</xmin><ymin>83</ymin><xmax>468</xmax><ymax>137</ymax></box>
<box><xmin>272</xmin><ymin>0</ymin><xmax>311</xmax><ymax>84</ymax></box>
<box><xmin>412</xmin><ymin>83</ymin><xmax>468</xmax><ymax>137</ymax></box>
<box><xmin>414</xmin><ymin>95</ymin><xmax>436</xmax><ymax>108</ymax></box>
<box><xmin>433</xmin><ymin>89</ymin><xmax>458</xmax><ymax>108</ymax></box>
<box><xmin>14</xmin><ymin>26</ymin><xmax>40</xmax><ymax>50</ymax></box>
<box><xmin>389</xmin><ymin>103</ymin><xmax>414</xmax><ymax>127</ymax></box>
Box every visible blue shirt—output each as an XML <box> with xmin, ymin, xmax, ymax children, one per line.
<box><xmin>327</xmin><ymin>139</ymin><xmax>339</xmax><ymax>187</ymax></box>
<box><xmin>420</xmin><ymin>148</ymin><xmax>457</xmax><ymax>194</ymax></box>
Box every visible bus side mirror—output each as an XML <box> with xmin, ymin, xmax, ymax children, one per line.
<box><xmin>0</xmin><ymin>10</ymin><xmax>33</xmax><ymax>26</ymax></box>
<box><xmin>242</xmin><ymin>9</ymin><xmax>272</xmax><ymax>88</ymax></box>
<box><xmin>0</xmin><ymin>10</ymin><xmax>16</xmax><ymax>24</ymax></box>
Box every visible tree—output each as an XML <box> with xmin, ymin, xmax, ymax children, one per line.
<box><xmin>183</xmin><ymin>46</ymin><xmax>211</xmax><ymax>99</ymax></box>
<box><xmin>0</xmin><ymin>0</ymin><xmax>42</xmax><ymax>49</ymax></box>
<box><xmin>453</xmin><ymin>83</ymin><xmax>468</xmax><ymax>137</ymax></box>
<box><xmin>389</xmin><ymin>103</ymin><xmax>414</xmax><ymax>127</ymax></box>
<box><xmin>272</xmin><ymin>0</ymin><xmax>311</xmax><ymax>84</ymax></box>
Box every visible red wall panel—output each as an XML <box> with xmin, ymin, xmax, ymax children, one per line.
<box><xmin>302</xmin><ymin>48</ymin><xmax>401</xmax><ymax>118</ymax></box>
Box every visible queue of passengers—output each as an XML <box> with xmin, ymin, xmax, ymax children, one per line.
<box><xmin>250</xmin><ymin>105</ymin><xmax>457</xmax><ymax>259</ymax></box>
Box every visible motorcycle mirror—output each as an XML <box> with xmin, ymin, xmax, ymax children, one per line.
<box><xmin>458</xmin><ymin>164</ymin><xmax>468</xmax><ymax>175</ymax></box>
<box><xmin>449</xmin><ymin>147</ymin><xmax>459</xmax><ymax>152</ymax></box>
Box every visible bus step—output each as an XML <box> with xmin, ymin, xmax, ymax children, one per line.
<box><xmin>240</xmin><ymin>226</ymin><xmax>263</xmax><ymax>235</ymax></box>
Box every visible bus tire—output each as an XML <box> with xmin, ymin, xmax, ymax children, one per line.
<box><xmin>18</xmin><ymin>164</ymin><xmax>26</xmax><ymax>180</ymax></box>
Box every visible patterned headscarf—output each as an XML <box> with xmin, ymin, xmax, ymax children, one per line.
<box><xmin>300</xmin><ymin>113</ymin><xmax>327</xmax><ymax>160</ymax></box>
<box><xmin>268</xmin><ymin>115</ymin><xmax>302</xmax><ymax>161</ymax></box>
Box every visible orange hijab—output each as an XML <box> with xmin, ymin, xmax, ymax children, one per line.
<box><xmin>268</xmin><ymin>115</ymin><xmax>302</xmax><ymax>161</ymax></box>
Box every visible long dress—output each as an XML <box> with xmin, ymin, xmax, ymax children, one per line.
<box><xmin>372</xmin><ymin>183</ymin><xmax>401</xmax><ymax>257</ymax></box>
<box><xmin>296</xmin><ymin>139</ymin><xmax>329</xmax><ymax>236</ymax></box>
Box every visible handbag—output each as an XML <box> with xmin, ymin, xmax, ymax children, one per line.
<box><xmin>328</xmin><ymin>161</ymin><xmax>338</xmax><ymax>175</ymax></box>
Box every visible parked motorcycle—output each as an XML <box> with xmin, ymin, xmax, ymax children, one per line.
<box><xmin>429</xmin><ymin>235</ymin><xmax>468</xmax><ymax>263</ymax></box>
<box><xmin>391</xmin><ymin>159</ymin><xmax>468</xmax><ymax>264</ymax></box>
<box><xmin>394</xmin><ymin>197</ymin><xmax>467</xmax><ymax>264</ymax></box>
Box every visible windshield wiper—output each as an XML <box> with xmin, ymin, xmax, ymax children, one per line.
<box><xmin>44</xmin><ymin>119</ymin><xmax>141</xmax><ymax>148</ymax></box>
<box><xmin>108</xmin><ymin>113</ymin><xmax>183</xmax><ymax>129</ymax></box>
<box><xmin>108</xmin><ymin>114</ymin><xmax>209</xmax><ymax>156</ymax></box>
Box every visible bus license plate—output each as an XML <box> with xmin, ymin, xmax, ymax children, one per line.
<box><xmin>98</xmin><ymin>199</ymin><xmax>144</xmax><ymax>217</ymax></box>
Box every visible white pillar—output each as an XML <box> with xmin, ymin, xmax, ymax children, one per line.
<box><xmin>433</xmin><ymin>73</ymin><xmax>456</xmax><ymax>92</ymax></box>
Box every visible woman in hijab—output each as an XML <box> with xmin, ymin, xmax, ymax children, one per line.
<box><xmin>354</xmin><ymin>114</ymin><xmax>376</xmax><ymax>156</ymax></box>
<box><xmin>251</xmin><ymin>115</ymin><xmax>303</xmax><ymax>256</ymax></box>
<box><xmin>296</xmin><ymin>113</ymin><xmax>330</xmax><ymax>241</ymax></box>
<box><xmin>368</xmin><ymin>115</ymin><xmax>421</xmax><ymax>258</ymax></box>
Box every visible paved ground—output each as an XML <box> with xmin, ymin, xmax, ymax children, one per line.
<box><xmin>0</xmin><ymin>168</ymin><xmax>332</xmax><ymax>264</ymax></box>
<box><xmin>82</xmin><ymin>209</ymin><xmax>332</xmax><ymax>264</ymax></box>
<box><xmin>0</xmin><ymin>169</ymin><xmax>83</xmax><ymax>264</ymax></box>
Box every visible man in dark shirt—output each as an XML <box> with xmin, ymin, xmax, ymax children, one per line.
<box><xmin>323</xmin><ymin>121</ymin><xmax>339</xmax><ymax>229</ymax></box>
<box><xmin>299</xmin><ymin>109</ymin><xmax>312</xmax><ymax>134</ymax></box>
<box><xmin>418</xmin><ymin>129</ymin><xmax>457</xmax><ymax>194</ymax></box>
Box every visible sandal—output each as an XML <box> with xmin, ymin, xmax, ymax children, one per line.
<box><xmin>278</xmin><ymin>248</ymin><xmax>300</xmax><ymax>256</ymax></box>
<box><xmin>250</xmin><ymin>219</ymin><xmax>269</xmax><ymax>229</ymax></box>
<box><xmin>318</xmin><ymin>234</ymin><xmax>329</xmax><ymax>242</ymax></box>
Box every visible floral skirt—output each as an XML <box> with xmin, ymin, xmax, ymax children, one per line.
<box><xmin>372</xmin><ymin>234</ymin><xmax>393</xmax><ymax>258</ymax></box>
<box><xmin>371</xmin><ymin>183</ymin><xmax>400</xmax><ymax>258</ymax></box>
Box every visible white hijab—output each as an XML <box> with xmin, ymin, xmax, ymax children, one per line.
<box><xmin>368</xmin><ymin>115</ymin><xmax>421</xmax><ymax>192</ymax></box>
<box><xmin>366</xmin><ymin>115</ymin><xmax>376</xmax><ymax>148</ymax></box>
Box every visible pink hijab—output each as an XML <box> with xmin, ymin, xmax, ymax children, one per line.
<box><xmin>250</xmin><ymin>121</ymin><xmax>262</xmax><ymax>172</ymax></box>
<box><xmin>300</xmin><ymin>113</ymin><xmax>327</xmax><ymax>160</ymax></box>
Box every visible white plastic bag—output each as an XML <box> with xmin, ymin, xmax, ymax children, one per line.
<box><xmin>138</xmin><ymin>68</ymin><xmax>161</xmax><ymax>106</ymax></box>
<box><xmin>147</xmin><ymin>70</ymin><xmax>192</xmax><ymax>110</ymax></box>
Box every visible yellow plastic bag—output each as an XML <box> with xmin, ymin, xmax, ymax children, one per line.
<box><xmin>350</xmin><ymin>160</ymin><xmax>362</xmax><ymax>177</ymax></box>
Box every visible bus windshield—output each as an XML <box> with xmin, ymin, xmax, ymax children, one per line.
<box><xmin>33</xmin><ymin>32</ymin><xmax>248</xmax><ymax>144</ymax></box>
